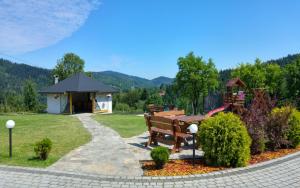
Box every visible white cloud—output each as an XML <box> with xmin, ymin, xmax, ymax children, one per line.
<box><xmin>0</xmin><ymin>0</ymin><xmax>100</xmax><ymax>54</ymax></box>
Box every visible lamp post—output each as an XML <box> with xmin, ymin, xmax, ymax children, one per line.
<box><xmin>188</xmin><ymin>124</ymin><xmax>198</xmax><ymax>166</ymax></box>
<box><xmin>6</xmin><ymin>120</ymin><xmax>15</xmax><ymax>158</ymax></box>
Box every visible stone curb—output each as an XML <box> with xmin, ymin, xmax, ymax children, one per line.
<box><xmin>0</xmin><ymin>150</ymin><xmax>299</xmax><ymax>183</ymax></box>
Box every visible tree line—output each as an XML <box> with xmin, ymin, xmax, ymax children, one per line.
<box><xmin>1</xmin><ymin>52</ymin><xmax>300</xmax><ymax>114</ymax></box>
<box><xmin>136</xmin><ymin>52</ymin><xmax>300</xmax><ymax>115</ymax></box>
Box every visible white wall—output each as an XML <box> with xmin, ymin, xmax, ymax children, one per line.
<box><xmin>60</xmin><ymin>94</ymin><xmax>68</xmax><ymax>112</ymax></box>
<box><xmin>47</xmin><ymin>94</ymin><xmax>61</xmax><ymax>114</ymax></box>
<box><xmin>95</xmin><ymin>93</ymin><xmax>112</xmax><ymax>113</ymax></box>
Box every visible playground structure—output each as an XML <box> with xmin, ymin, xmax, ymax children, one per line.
<box><xmin>206</xmin><ymin>77</ymin><xmax>247</xmax><ymax>117</ymax></box>
<box><xmin>147</xmin><ymin>77</ymin><xmax>247</xmax><ymax>118</ymax></box>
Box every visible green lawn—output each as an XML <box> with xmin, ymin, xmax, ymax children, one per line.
<box><xmin>93</xmin><ymin>114</ymin><xmax>147</xmax><ymax>138</ymax></box>
<box><xmin>0</xmin><ymin>114</ymin><xmax>91</xmax><ymax>167</ymax></box>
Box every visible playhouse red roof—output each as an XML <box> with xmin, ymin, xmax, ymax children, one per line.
<box><xmin>226</xmin><ymin>78</ymin><xmax>246</xmax><ymax>87</ymax></box>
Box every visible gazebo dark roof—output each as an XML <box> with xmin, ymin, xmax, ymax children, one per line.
<box><xmin>40</xmin><ymin>73</ymin><xmax>118</xmax><ymax>93</ymax></box>
<box><xmin>226</xmin><ymin>78</ymin><xmax>246</xmax><ymax>88</ymax></box>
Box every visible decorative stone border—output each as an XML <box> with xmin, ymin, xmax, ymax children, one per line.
<box><xmin>0</xmin><ymin>150</ymin><xmax>299</xmax><ymax>182</ymax></box>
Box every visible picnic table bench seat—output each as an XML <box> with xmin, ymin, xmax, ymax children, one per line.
<box><xmin>144</xmin><ymin>113</ymin><xmax>192</xmax><ymax>153</ymax></box>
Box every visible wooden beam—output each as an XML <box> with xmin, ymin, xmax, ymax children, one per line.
<box><xmin>69</xmin><ymin>93</ymin><xmax>73</xmax><ymax>114</ymax></box>
<box><xmin>92</xmin><ymin>93</ymin><xmax>95</xmax><ymax>113</ymax></box>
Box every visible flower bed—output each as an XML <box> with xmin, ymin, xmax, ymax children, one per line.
<box><xmin>142</xmin><ymin>146</ymin><xmax>300</xmax><ymax>176</ymax></box>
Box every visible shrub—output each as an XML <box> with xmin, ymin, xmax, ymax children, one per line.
<box><xmin>266</xmin><ymin>106</ymin><xmax>300</xmax><ymax>150</ymax></box>
<box><xmin>35</xmin><ymin>103</ymin><xmax>47</xmax><ymax>113</ymax></box>
<box><xmin>242</xmin><ymin>89</ymin><xmax>274</xmax><ymax>154</ymax></box>
<box><xmin>150</xmin><ymin>146</ymin><xmax>170</xmax><ymax>169</ymax></box>
<box><xmin>34</xmin><ymin>138</ymin><xmax>52</xmax><ymax>160</ymax></box>
<box><xmin>287</xmin><ymin>109</ymin><xmax>300</xmax><ymax>148</ymax></box>
<box><xmin>114</xmin><ymin>103</ymin><xmax>131</xmax><ymax>112</ymax></box>
<box><xmin>265</xmin><ymin>107</ymin><xmax>292</xmax><ymax>150</ymax></box>
<box><xmin>134</xmin><ymin>100</ymin><xmax>145</xmax><ymax>112</ymax></box>
<box><xmin>199</xmin><ymin>112</ymin><xmax>251</xmax><ymax>167</ymax></box>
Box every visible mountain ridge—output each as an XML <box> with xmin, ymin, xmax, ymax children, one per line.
<box><xmin>1</xmin><ymin>53</ymin><xmax>299</xmax><ymax>93</ymax></box>
<box><xmin>0</xmin><ymin>58</ymin><xmax>173</xmax><ymax>91</ymax></box>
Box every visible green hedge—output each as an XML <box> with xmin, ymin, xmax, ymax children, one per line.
<box><xmin>199</xmin><ymin>112</ymin><xmax>251</xmax><ymax>167</ymax></box>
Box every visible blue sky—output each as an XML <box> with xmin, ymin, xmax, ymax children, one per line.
<box><xmin>1</xmin><ymin>0</ymin><xmax>300</xmax><ymax>79</ymax></box>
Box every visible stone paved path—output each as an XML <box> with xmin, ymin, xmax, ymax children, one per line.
<box><xmin>47</xmin><ymin>113</ymin><xmax>143</xmax><ymax>176</ymax></box>
<box><xmin>0</xmin><ymin>151</ymin><xmax>299</xmax><ymax>187</ymax></box>
<box><xmin>124</xmin><ymin>132</ymin><xmax>204</xmax><ymax>160</ymax></box>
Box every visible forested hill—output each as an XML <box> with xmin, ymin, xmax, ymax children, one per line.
<box><xmin>92</xmin><ymin>71</ymin><xmax>168</xmax><ymax>90</ymax></box>
<box><xmin>0</xmin><ymin>53</ymin><xmax>299</xmax><ymax>93</ymax></box>
<box><xmin>265</xmin><ymin>53</ymin><xmax>300</xmax><ymax>67</ymax></box>
<box><xmin>0</xmin><ymin>59</ymin><xmax>173</xmax><ymax>92</ymax></box>
<box><xmin>218</xmin><ymin>53</ymin><xmax>300</xmax><ymax>86</ymax></box>
<box><xmin>0</xmin><ymin>59</ymin><xmax>52</xmax><ymax>92</ymax></box>
<box><xmin>151</xmin><ymin>76</ymin><xmax>174</xmax><ymax>86</ymax></box>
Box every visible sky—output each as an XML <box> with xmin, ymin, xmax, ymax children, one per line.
<box><xmin>0</xmin><ymin>0</ymin><xmax>300</xmax><ymax>79</ymax></box>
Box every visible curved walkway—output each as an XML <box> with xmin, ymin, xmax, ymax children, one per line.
<box><xmin>0</xmin><ymin>151</ymin><xmax>300</xmax><ymax>187</ymax></box>
<box><xmin>47</xmin><ymin>113</ymin><xmax>143</xmax><ymax>176</ymax></box>
<box><xmin>124</xmin><ymin>131</ymin><xmax>204</xmax><ymax>160</ymax></box>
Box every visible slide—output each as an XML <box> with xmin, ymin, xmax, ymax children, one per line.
<box><xmin>205</xmin><ymin>104</ymin><xmax>230</xmax><ymax>118</ymax></box>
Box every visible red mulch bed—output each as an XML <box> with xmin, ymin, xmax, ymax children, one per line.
<box><xmin>142</xmin><ymin>147</ymin><xmax>300</xmax><ymax>176</ymax></box>
<box><xmin>249</xmin><ymin>147</ymin><xmax>300</xmax><ymax>164</ymax></box>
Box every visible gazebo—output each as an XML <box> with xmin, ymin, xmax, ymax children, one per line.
<box><xmin>40</xmin><ymin>73</ymin><xmax>118</xmax><ymax>114</ymax></box>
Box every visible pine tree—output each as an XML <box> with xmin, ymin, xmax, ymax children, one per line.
<box><xmin>23</xmin><ymin>80</ymin><xmax>38</xmax><ymax>111</ymax></box>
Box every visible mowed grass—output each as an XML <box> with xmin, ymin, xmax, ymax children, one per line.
<box><xmin>93</xmin><ymin>114</ymin><xmax>147</xmax><ymax>138</ymax></box>
<box><xmin>0</xmin><ymin>114</ymin><xmax>91</xmax><ymax>167</ymax></box>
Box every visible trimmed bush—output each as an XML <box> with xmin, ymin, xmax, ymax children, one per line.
<box><xmin>287</xmin><ymin>109</ymin><xmax>300</xmax><ymax>148</ymax></box>
<box><xmin>150</xmin><ymin>146</ymin><xmax>170</xmax><ymax>169</ymax></box>
<box><xmin>34</xmin><ymin>138</ymin><xmax>52</xmax><ymax>160</ymax></box>
<box><xmin>199</xmin><ymin>112</ymin><xmax>251</xmax><ymax>167</ymax></box>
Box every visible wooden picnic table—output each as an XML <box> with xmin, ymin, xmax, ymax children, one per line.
<box><xmin>144</xmin><ymin>113</ymin><xmax>206</xmax><ymax>153</ymax></box>
<box><xmin>164</xmin><ymin>114</ymin><xmax>206</xmax><ymax>152</ymax></box>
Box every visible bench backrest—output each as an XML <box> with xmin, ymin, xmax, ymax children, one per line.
<box><xmin>149</xmin><ymin>116</ymin><xmax>174</xmax><ymax>131</ymax></box>
<box><xmin>147</xmin><ymin>104</ymin><xmax>164</xmax><ymax>115</ymax></box>
<box><xmin>144</xmin><ymin>113</ymin><xmax>188</xmax><ymax>135</ymax></box>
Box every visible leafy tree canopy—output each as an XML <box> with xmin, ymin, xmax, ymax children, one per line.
<box><xmin>145</xmin><ymin>93</ymin><xmax>163</xmax><ymax>107</ymax></box>
<box><xmin>175</xmin><ymin>52</ymin><xmax>218</xmax><ymax>114</ymax></box>
<box><xmin>52</xmin><ymin>53</ymin><xmax>85</xmax><ymax>81</ymax></box>
<box><xmin>284</xmin><ymin>57</ymin><xmax>300</xmax><ymax>99</ymax></box>
<box><xmin>232</xmin><ymin>59</ymin><xmax>283</xmax><ymax>96</ymax></box>
<box><xmin>231</xmin><ymin>59</ymin><xmax>266</xmax><ymax>89</ymax></box>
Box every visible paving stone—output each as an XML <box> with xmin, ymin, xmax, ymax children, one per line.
<box><xmin>47</xmin><ymin>113</ymin><xmax>143</xmax><ymax>176</ymax></box>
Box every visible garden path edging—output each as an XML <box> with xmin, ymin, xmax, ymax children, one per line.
<box><xmin>0</xmin><ymin>150</ymin><xmax>298</xmax><ymax>182</ymax></box>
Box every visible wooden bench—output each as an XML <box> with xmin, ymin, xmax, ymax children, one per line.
<box><xmin>144</xmin><ymin>114</ymin><xmax>191</xmax><ymax>153</ymax></box>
